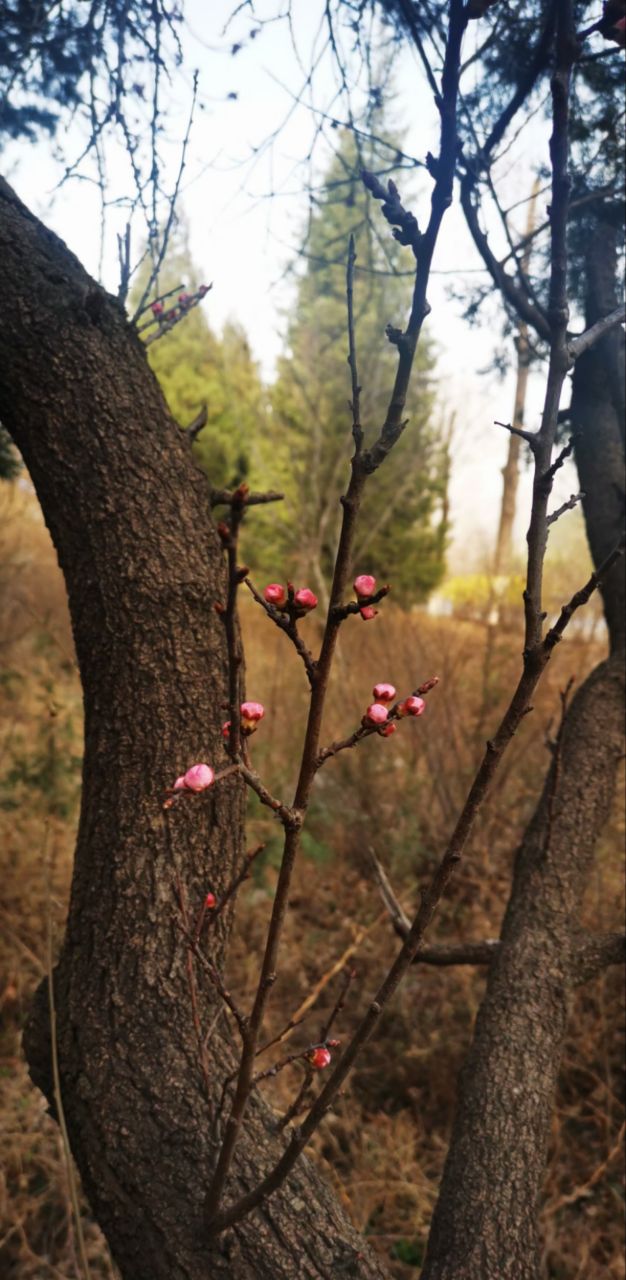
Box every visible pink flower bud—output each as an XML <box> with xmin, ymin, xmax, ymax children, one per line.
<box><xmin>310</xmin><ymin>1046</ymin><xmax>332</xmax><ymax>1070</ymax></box>
<box><xmin>380</xmin><ymin>722</ymin><xmax>397</xmax><ymax>737</ymax></box>
<box><xmin>354</xmin><ymin>573</ymin><xmax>376</xmax><ymax>599</ymax></box>
<box><xmin>198</xmin><ymin>284</ymin><xmax>209</xmax><ymax>297</ymax></box>
<box><xmin>359</xmin><ymin>606</ymin><xmax>378</xmax><ymax>621</ymax></box>
<box><xmin>178</xmin><ymin>292</ymin><xmax>190</xmax><ymax>306</ymax></box>
<box><xmin>221</xmin><ymin>721</ymin><xmax>231</xmax><ymax>738</ymax></box>
<box><xmin>264</xmin><ymin>583</ymin><xmax>287</xmax><ymax>607</ymax></box>
<box><xmin>366</xmin><ymin>702</ymin><xmax>389</xmax><ymax>725</ymax></box>
<box><xmin>173</xmin><ymin>775</ymin><xmax>187</xmax><ymax>790</ymax></box>
<box><xmin>183</xmin><ymin>763</ymin><xmax>215</xmax><ymax>792</ymax></box>
<box><xmin>294</xmin><ymin>588</ymin><xmax>318</xmax><ymax>612</ymax></box>
<box><xmin>204</xmin><ymin>892</ymin><xmax>217</xmax><ymax>909</ymax></box>
<box><xmin>240</xmin><ymin>701</ymin><xmax>265</xmax><ymax>732</ymax></box>
<box><xmin>399</xmin><ymin>695</ymin><xmax>426</xmax><ymax>718</ymax></box>
<box><xmin>151</xmin><ymin>300</ymin><xmax>164</xmax><ymax>317</ymax></box>
<box><xmin>373</xmin><ymin>682</ymin><xmax>396</xmax><ymax>703</ymax></box>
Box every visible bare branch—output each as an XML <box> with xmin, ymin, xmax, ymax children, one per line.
<box><xmin>346</xmin><ymin>233</ymin><xmax>363</xmax><ymax>455</ymax></box>
<box><xmin>546</xmin><ymin>491</ymin><xmax>585</xmax><ymax>526</ymax></box>
<box><xmin>568</xmin><ymin>304</ymin><xmax>626</xmax><ymax>360</ymax></box>
<box><xmin>574</xmin><ymin>932</ymin><xmax>626</xmax><ymax>985</ymax></box>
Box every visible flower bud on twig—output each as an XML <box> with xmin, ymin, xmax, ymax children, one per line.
<box><xmin>354</xmin><ymin>573</ymin><xmax>376</xmax><ymax>599</ymax></box>
<box><xmin>264</xmin><ymin>583</ymin><xmax>287</xmax><ymax>607</ymax></box>
<box><xmin>398</xmin><ymin>696</ymin><xmax>426</xmax><ymax>718</ymax></box>
<box><xmin>365</xmin><ymin>703</ymin><xmax>389</xmax><ymax>726</ymax></box>
<box><xmin>294</xmin><ymin>588</ymin><xmax>318</xmax><ymax>613</ymax></box>
<box><xmin>359</xmin><ymin>605</ymin><xmax>378</xmax><ymax>621</ymax></box>
<box><xmin>241</xmin><ymin>701</ymin><xmax>265</xmax><ymax>733</ymax></box>
<box><xmin>309</xmin><ymin>1046</ymin><xmax>332</xmax><ymax>1070</ymax></box>
<box><xmin>373</xmin><ymin>682</ymin><xmax>396</xmax><ymax>703</ymax></box>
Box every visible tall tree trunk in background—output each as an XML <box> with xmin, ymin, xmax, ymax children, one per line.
<box><xmin>0</xmin><ymin>180</ymin><xmax>388</xmax><ymax>1280</ymax></box>
<box><xmin>493</xmin><ymin>180</ymin><xmax>540</xmax><ymax>576</ymax></box>
<box><xmin>421</xmin><ymin>217</ymin><xmax>625</xmax><ymax>1279</ymax></box>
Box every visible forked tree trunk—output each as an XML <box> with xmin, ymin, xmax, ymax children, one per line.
<box><xmin>0</xmin><ymin>179</ymin><xmax>388</xmax><ymax>1280</ymax></box>
<box><xmin>421</xmin><ymin>217</ymin><xmax>625</xmax><ymax>1280</ymax></box>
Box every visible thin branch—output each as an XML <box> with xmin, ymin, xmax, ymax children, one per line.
<box><xmin>544</xmin><ymin>534</ymin><xmax>626</xmax><ymax>652</ymax></box>
<box><xmin>568</xmin><ymin>304</ymin><xmax>626</xmax><ymax>360</ymax></box>
<box><xmin>346</xmin><ymin>233</ymin><xmax>363</xmax><ymax>454</ymax></box>
<box><xmin>244</xmin><ymin>578</ymin><xmax>317</xmax><ymax>688</ymax></box>
<box><xmin>369</xmin><ymin>849</ymin><xmax>499</xmax><ymax>964</ymax></box>
<box><xmin>546</xmin><ymin>492</ymin><xmax>584</xmax><ymax>526</ymax></box>
<box><xmin>493</xmin><ymin>418</ymin><xmax>538</xmax><ymax>449</ymax></box>
<box><xmin>211</xmin><ymin>488</ymin><xmax>284</xmax><ymax>508</ymax></box>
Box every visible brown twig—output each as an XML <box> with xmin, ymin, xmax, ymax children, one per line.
<box><xmin>244</xmin><ymin>578</ymin><xmax>318</xmax><ymax>688</ymax></box>
<box><xmin>568</xmin><ymin>304</ymin><xmax>625</xmax><ymax>360</ymax></box>
<box><xmin>346</xmin><ymin>232</ymin><xmax>363</xmax><ymax>454</ymax></box>
<box><xmin>211</xmin><ymin>488</ymin><xmax>285</xmax><ymax>508</ymax></box>
<box><xmin>546</xmin><ymin>492</ymin><xmax>585</xmax><ymax>526</ymax></box>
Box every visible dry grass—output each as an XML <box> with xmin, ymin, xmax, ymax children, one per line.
<box><xmin>1</xmin><ymin>485</ymin><xmax>623</xmax><ymax>1278</ymax></box>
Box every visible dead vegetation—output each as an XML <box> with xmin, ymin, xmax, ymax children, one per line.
<box><xmin>1</xmin><ymin>485</ymin><xmax>623</xmax><ymax>1279</ymax></box>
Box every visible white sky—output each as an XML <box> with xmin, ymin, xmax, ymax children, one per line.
<box><xmin>5</xmin><ymin>0</ymin><xmax>583</xmax><ymax>569</ymax></box>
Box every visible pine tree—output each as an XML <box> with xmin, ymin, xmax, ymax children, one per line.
<box><xmin>260</xmin><ymin>132</ymin><xmax>448</xmax><ymax>603</ymax></box>
<box><xmin>131</xmin><ymin>219</ymin><xmax>267</xmax><ymax>493</ymax></box>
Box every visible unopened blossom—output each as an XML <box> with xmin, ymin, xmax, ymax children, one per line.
<box><xmin>151</xmin><ymin>300</ymin><xmax>164</xmax><ymax>317</ymax></box>
<box><xmin>373</xmin><ymin>682</ymin><xmax>396</xmax><ymax>703</ymax></box>
<box><xmin>183</xmin><ymin>763</ymin><xmax>215</xmax><ymax>792</ymax></box>
<box><xmin>178</xmin><ymin>292</ymin><xmax>191</xmax><ymax>307</ymax></box>
<box><xmin>204</xmin><ymin>892</ymin><xmax>217</xmax><ymax>909</ymax></box>
<box><xmin>222</xmin><ymin>721</ymin><xmax>231</xmax><ymax>738</ymax></box>
<box><xmin>173</xmin><ymin>774</ymin><xmax>187</xmax><ymax>791</ymax></box>
<box><xmin>294</xmin><ymin>588</ymin><xmax>318</xmax><ymax>612</ymax></box>
<box><xmin>241</xmin><ymin>701</ymin><xmax>265</xmax><ymax>732</ymax></box>
<box><xmin>264</xmin><ymin>583</ymin><xmax>287</xmax><ymax>607</ymax></box>
<box><xmin>399</xmin><ymin>695</ymin><xmax>426</xmax><ymax>718</ymax></box>
<box><xmin>366</xmin><ymin>703</ymin><xmax>389</xmax><ymax>726</ymax></box>
<box><xmin>354</xmin><ymin>573</ymin><xmax>376</xmax><ymax>599</ymax></box>
<box><xmin>309</xmin><ymin>1046</ymin><xmax>332</xmax><ymax>1070</ymax></box>
<box><xmin>359</xmin><ymin>605</ymin><xmax>378</xmax><ymax>621</ymax></box>
<box><xmin>380</xmin><ymin>722</ymin><xmax>397</xmax><ymax>737</ymax></box>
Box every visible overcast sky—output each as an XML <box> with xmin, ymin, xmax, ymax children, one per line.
<box><xmin>6</xmin><ymin>0</ymin><xmax>583</xmax><ymax>569</ymax></box>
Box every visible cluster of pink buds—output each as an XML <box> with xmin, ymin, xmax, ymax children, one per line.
<box><xmin>222</xmin><ymin>701</ymin><xmax>265</xmax><ymax>739</ymax></box>
<box><xmin>354</xmin><ymin>573</ymin><xmax>378</xmax><ymax>621</ymax></box>
<box><xmin>149</xmin><ymin>284</ymin><xmax>210</xmax><ymax>327</ymax></box>
<box><xmin>263</xmin><ymin>583</ymin><xmax>318</xmax><ymax>615</ymax></box>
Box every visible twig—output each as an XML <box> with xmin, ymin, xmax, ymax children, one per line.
<box><xmin>369</xmin><ymin>850</ymin><xmax>499</xmax><ymax>964</ymax></box>
<box><xmin>546</xmin><ymin>492</ymin><xmax>584</xmax><ymax>526</ymax></box>
<box><xmin>195</xmin><ymin>844</ymin><xmax>266</xmax><ymax>940</ymax></box>
<box><xmin>175</xmin><ymin>920</ymin><xmax>248</xmax><ymax>1039</ymax></box>
<box><xmin>493</xmin><ymin>418</ymin><xmax>537</xmax><ymax>449</ymax></box>
<box><xmin>244</xmin><ymin>578</ymin><xmax>318</xmax><ymax>688</ymax></box>
<box><xmin>173</xmin><ymin>866</ymin><xmax>213</xmax><ymax>1105</ymax></box>
<box><xmin>346</xmin><ymin>233</ymin><xmax>363</xmax><ymax>454</ymax></box>
<box><xmin>568</xmin><ymin>304</ymin><xmax>626</xmax><ymax>360</ymax></box>
<box><xmin>544</xmin><ymin>534</ymin><xmax>626</xmax><ymax>652</ymax></box>
<box><xmin>543</xmin><ymin>436</ymin><xmax>574</xmax><ymax>483</ymax></box>
<box><xmin>211</xmin><ymin>488</ymin><xmax>284</xmax><ymax>508</ymax></box>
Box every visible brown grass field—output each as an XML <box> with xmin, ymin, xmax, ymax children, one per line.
<box><xmin>1</xmin><ymin>483</ymin><xmax>624</xmax><ymax>1278</ymax></box>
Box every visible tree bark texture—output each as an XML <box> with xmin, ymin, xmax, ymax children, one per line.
<box><xmin>570</xmin><ymin>215</ymin><xmax>625</xmax><ymax>653</ymax></box>
<box><xmin>421</xmin><ymin>219</ymin><xmax>625</xmax><ymax>1280</ymax></box>
<box><xmin>0</xmin><ymin>180</ymin><xmax>388</xmax><ymax>1280</ymax></box>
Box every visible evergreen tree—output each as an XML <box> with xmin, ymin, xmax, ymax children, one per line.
<box><xmin>260</xmin><ymin>132</ymin><xmax>448</xmax><ymax>603</ymax></box>
<box><xmin>132</xmin><ymin>219</ymin><xmax>267</xmax><ymax>493</ymax></box>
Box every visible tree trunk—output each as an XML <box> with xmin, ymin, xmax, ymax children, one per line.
<box><xmin>421</xmin><ymin>219</ymin><xmax>625</xmax><ymax>1280</ymax></box>
<box><xmin>0</xmin><ymin>179</ymin><xmax>388</xmax><ymax>1280</ymax></box>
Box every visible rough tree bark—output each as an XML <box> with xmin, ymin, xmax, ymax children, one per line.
<box><xmin>421</xmin><ymin>217</ymin><xmax>625</xmax><ymax>1279</ymax></box>
<box><xmin>0</xmin><ymin>179</ymin><xmax>389</xmax><ymax>1280</ymax></box>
